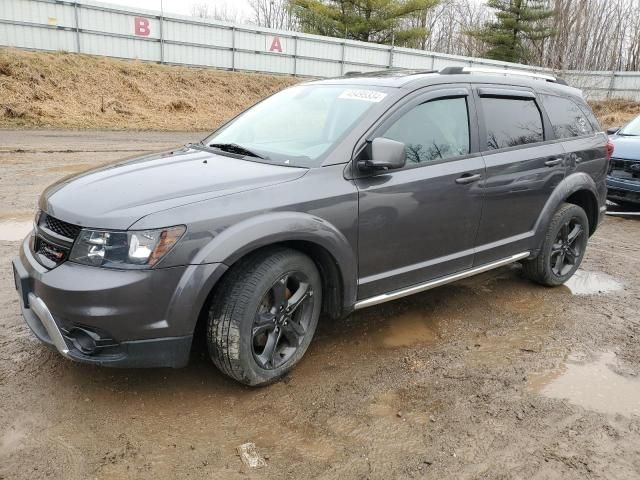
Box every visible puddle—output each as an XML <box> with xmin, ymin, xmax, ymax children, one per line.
<box><xmin>0</xmin><ymin>220</ymin><xmax>33</xmax><ymax>241</ymax></box>
<box><xmin>530</xmin><ymin>351</ymin><xmax>640</xmax><ymax>417</ymax></box>
<box><xmin>564</xmin><ymin>270</ymin><xmax>623</xmax><ymax>295</ymax></box>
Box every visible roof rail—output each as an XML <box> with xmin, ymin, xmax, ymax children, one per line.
<box><xmin>343</xmin><ymin>68</ymin><xmax>437</xmax><ymax>78</ymax></box>
<box><xmin>439</xmin><ymin>66</ymin><xmax>559</xmax><ymax>83</ymax></box>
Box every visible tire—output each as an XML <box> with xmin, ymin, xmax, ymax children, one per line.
<box><xmin>522</xmin><ymin>203</ymin><xmax>589</xmax><ymax>287</ymax></box>
<box><xmin>207</xmin><ymin>247</ymin><xmax>322</xmax><ymax>386</ymax></box>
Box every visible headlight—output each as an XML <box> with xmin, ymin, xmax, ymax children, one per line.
<box><xmin>69</xmin><ymin>225</ymin><xmax>186</xmax><ymax>269</ymax></box>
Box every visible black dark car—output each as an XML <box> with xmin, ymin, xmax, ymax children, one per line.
<box><xmin>13</xmin><ymin>67</ymin><xmax>610</xmax><ymax>386</ymax></box>
<box><xmin>607</xmin><ymin>115</ymin><xmax>640</xmax><ymax>208</ymax></box>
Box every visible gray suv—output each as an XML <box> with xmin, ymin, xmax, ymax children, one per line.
<box><xmin>12</xmin><ymin>67</ymin><xmax>610</xmax><ymax>386</ymax></box>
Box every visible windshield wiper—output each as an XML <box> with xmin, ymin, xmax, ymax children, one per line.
<box><xmin>209</xmin><ymin>143</ymin><xmax>265</xmax><ymax>159</ymax></box>
<box><xmin>618</xmin><ymin>132</ymin><xmax>639</xmax><ymax>137</ymax></box>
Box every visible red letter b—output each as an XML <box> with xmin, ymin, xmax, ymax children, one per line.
<box><xmin>134</xmin><ymin>17</ymin><xmax>150</xmax><ymax>36</ymax></box>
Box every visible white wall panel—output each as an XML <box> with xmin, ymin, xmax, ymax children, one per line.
<box><xmin>0</xmin><ymin>24</ymin><xmax>75</xmax><ymax>51</ymax></box>
<box><xmin>164</xmin><ymin>43</ymin><xmax>231</xmax><ymax>69</ymax></box>
<box><xmin>0</xmin><ymin>0</ymin><xmax>75</xmax><ymax>26</ymax></box>
<box><xmin>1</xmin><ymin>0</ymin><xmax>639</xmax><ymax>100</ymax></box>
<box><xmin>80</xmin><ymin>32</ymin><xmax>159</xmax><ymax>61</ymax></box>
<box><xmin>164</xmin><ymin>20</ymin><xmax>231</xmax><ymax>47</ymax></box>
<box><xmin>80</xmin><ymin>7</ymin><xmax>160</xmax><ymax>39</ymax></box>
<box><xmin>393</xmin><ymin>51</ymin><xmax>434</xmax><ymax>70</ymax></box>
<box><xmin>296</xmin><ymin>38</ymin><xmax>342</xmax><ymax>61</ymax></box>
<box><xmin>344</xmin><ymin>45</ymin><xmax>389</xmax><ymax>66</ymax></box>
<box><xmin>234</xmin><ymin>50</ymin><xmax>293</xmax><ymax>74</ymax></box>
<box><xmin>296</xmin><ymin>58</ymin><xmax>341</xmax><ymax>77</ymax></box>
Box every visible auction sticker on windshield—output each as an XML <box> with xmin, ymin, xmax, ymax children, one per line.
<box><xmin>338</xmin><ymin>89</ymin><xmax>388</xmax><ymax>103</ymax></box>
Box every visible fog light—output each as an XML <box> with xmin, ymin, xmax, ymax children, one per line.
<box><xmin>69</xmin><ymin>328</ymin><xmax>98</xmax><ymax>355</ymax></box>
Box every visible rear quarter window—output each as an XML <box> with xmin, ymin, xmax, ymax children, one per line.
<box><xmin>540</xmin><ymin>94</ymin><xmax>594</xmax><ymax>138</ymax></box>
<box><xmin>574</xmin><ymin>100</ymin><xmax>602</xmax><ymax>133</ymax></box>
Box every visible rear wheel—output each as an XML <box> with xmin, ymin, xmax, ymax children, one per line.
<box><xmin>207</xmin><ymin>248</ymin><xmax>322</xmax><ymax>386</ymax></box>
<box><xmin>522</xmin><ymin>203</ymin><xmax>589</xmax><ymax>286</ymax></box>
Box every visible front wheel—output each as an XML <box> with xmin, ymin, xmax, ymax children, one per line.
<box><xmin>522</xmin><ymin>203</ymin><xmax>589</xmax><ymax>286</ymax></box>
<box><xmin>207</xmin><ymin>248</ymin><xmax>322</xmax><ymax>386</ymax></box>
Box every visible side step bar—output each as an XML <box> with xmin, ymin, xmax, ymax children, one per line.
<box><xmin>354</xmin><ymin>252</ymin><xmax>530</xmax><ymax>310</ymax></box>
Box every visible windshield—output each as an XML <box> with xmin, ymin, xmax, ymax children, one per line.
<box><xmin>203</xmin><ymin>84</ymin><xmax>391</xmax><ymax>167</ymax></box>
<box><xmin>620</xmin><ymin>115</ymin><xmax>640</xmax><ymax>136</ymax></box>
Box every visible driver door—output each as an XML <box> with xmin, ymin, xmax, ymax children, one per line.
<box><xmin>354</xmin><ymin>86</ymin><xmax>486</xmax><ymax>300</ymax></box>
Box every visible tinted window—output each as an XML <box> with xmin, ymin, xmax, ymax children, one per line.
<box><xmin>481</xmin><ymin>97</ymin><xmax>544</xmax><ymax>150</ymax></box>
<box><xmin>383</xmin><ymin>97</ymin><xmax>470</xmax><ymax>165</ymax></box>
<box><xmin>540</xmin><ymin>94</ymin><xmax>594</xmax><ymax>138</ymax></box>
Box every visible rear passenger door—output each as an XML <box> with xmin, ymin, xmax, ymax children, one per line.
<box><xmin>539</xmin><ymin>93</ymin><xmax>608</xmax><ymax>197</ymax></box>
<box><xmin>473</xmin><ymin>86</ymin><xmax>566</xmax><ymax>266</ymax></box>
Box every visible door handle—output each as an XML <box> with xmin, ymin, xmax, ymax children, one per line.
<box><xmin>544</xmin><ymin>158</ymin><xmax>563</xmax><ymax>167</ymax></box>
<box><xmin>455</xmin><ymin>173</ymin><xmax>482</xmax><ymax>185</ymax></box>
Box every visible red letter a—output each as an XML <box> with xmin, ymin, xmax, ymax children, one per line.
<box><xmin>269</xmin><ymin>36</ymin><xmax>283</xmax><ymax>53</ymax></box>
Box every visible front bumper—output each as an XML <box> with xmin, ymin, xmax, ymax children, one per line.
<box><xmin>13</xmin><ymin>236</ymin><xmax>227</xmax><ymax>368</ymax></box>
<box><xmin>607</xmin><ymin>176</ymin><xmax>640</xmax><ymax>205</ymax></box>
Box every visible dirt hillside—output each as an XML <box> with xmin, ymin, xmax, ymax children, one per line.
<box><xmin>590</xmin><ymin>98</ymin><xmax>640</xmax><ymax>130</ymax></box>
<box><xmin>1</xmin><ymin>47</ymin><xmax>638</xmax><ymax>131</ymax></box>
<box><xmin>0</xmin><ymin>48</ymin><xmax>299</xmax><ymax>131</ymax></box>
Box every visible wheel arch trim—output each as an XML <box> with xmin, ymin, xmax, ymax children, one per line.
<box><xmin>193</xmin><ymin>212</ymin><xmax>357</xmax><ymax>312</ymax></box>
<box><xmin>533</xmin><ymin>172</ymin><xmax>600</xmax><ymax>251</ymax></box>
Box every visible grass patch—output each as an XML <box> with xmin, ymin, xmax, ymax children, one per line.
<box><xmin>0</xmin><ymin>48</ymin><xmax>299</xmax><ymax>131</ymax></box>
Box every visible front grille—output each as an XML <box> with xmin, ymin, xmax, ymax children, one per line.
<box><xmin>36</xmin><ymin>238</ymin><xmax>68</xmax><ymax>264</ymax></box>
<box><xmin>41</xmin><ymin>214</ymin><xmax>82</xmax><ymax>240</ymax></box>
<box><xmin>32</xmin><ymin>213</ymin><xmax>81</xmax><ymax>268</ymax></box>
<box><xmin>609</xmin><ymin>158</ymin><xmax>640</xmax><ymax>182</ymax></box>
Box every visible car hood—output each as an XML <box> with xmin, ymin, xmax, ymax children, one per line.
<box><xmin>40</xmin><ymin>146</ymin><xmax>308</xmax><ymax>230</ymax></box>
<box><xmin>610</xmin><ymin>136</ymin><xmax>640</xmax><ymax>161</ymax></box>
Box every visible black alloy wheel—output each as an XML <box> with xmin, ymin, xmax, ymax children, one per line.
<box><xmin>522</xmin><ymin>203</ymin><xmax>589</xmax><ymax>286</ymax></box>
<box><xmin>252</xmin><ymin>272</ymin><xmax>314</xmax><ymax>370</ymax></box>
<box><xmin>550</xmin><ymin>218</ymin><xmax>585</xmax><ymax>277</ymax></box>
<box><xmin>207</xmin><ymin>248</ymin><xmax>322</xmax><ymax>386</ymax></box>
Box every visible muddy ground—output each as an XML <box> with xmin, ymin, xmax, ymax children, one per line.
<box><xmin>0</xmin><ymin>130</ymin><xmax>639</xmax><ymax>480</ymax></box>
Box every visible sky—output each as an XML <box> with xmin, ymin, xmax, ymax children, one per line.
<box><xmin>104</xmin><ymin>0</ymin><xmax>254</xmax><ymax>21</ymax></box>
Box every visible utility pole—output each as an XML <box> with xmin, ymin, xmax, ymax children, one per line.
<box><xmin>159</xmin><ymin>0</ymin><xmax>164</xmax><ymax>64</ymax></box>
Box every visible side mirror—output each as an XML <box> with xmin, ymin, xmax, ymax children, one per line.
<box><xmin>358</xmin><ymin>138</ymin><xmax>406</xmax><ymax>171</ymax></box>
<box><xmin>607</xmin><ymin>127</ymin><xmax>621</xmax><ymax>135</ymax></box>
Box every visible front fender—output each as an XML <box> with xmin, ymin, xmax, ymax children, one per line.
<box><xmin>531</xmin><ymin>172</ymin><xmax>599</xmax><ymax>254</ymax></box>
<box><xmin>193</xmin><ymin>211</ymin><xmax>358</xmax><ymax>309</ymax></box>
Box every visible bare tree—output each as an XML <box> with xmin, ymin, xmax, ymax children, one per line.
<box><xmin>190</xmin><ymin>2</ymin><xmax>245</xmax><ymax>23</ymax></box>
<box><xmin>518</xmin><ymin>0</ymin><xmax>640</xmax><ymax>71</ymax></box>
<box><xmin>248</xmin><ymin>0</ymin><xmax>297</xmax><ymax>30</ymax></box>
<box><xmin>418</xmin><ymin>0</ymin><xmax>640</xmax><ymax>71</ymax></box>
<box><xmin>399</xmin><ymin>0</ymin><xmax>490</xmax><ymax>56</ymax></box>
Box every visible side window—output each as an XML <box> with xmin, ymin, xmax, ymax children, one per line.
<box><xmin>481</xmin><ymin>97</ymin><xmax>544</xmax><ymax>150</ymax></box>
<box><xmin>540</xmin><ymin>94</ymin><xmax>594</xmax><ymax>138</ymax></box>
<box><xmin>382</xmin><ymin>97</ymin><xmax>470</xmax><ymax>165</ymax></box>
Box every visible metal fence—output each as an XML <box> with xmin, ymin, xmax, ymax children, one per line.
<box><xmin>2</xmin><ymin>0</ymin><xmax>640</xmax><ymax>100</ymax></box>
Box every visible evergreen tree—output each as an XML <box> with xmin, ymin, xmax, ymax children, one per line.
<box><xmin>290</xmin><ymin>0</ymin><xmax>440</xmax><ymax>46</ymax></box>
<box><xmin>469</xmin><ymin>0</ymin><xmax>554</xmax><ymax>64</ymax></box>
